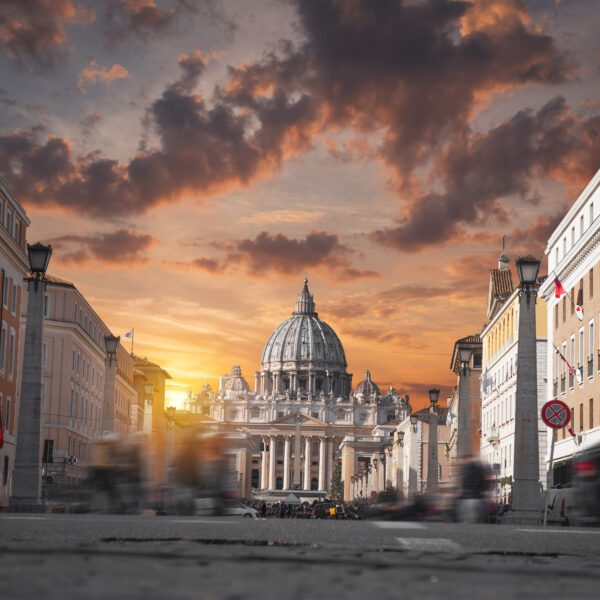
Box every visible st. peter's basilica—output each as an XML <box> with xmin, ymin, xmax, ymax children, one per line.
<box><xmin>188</xmin><ymin>280</ymin><xmax>411</xmax><ymax>499</ymax></box>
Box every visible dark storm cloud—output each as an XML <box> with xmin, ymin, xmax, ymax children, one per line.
<box><xmin>50</xmin><ymin>228</ymin><xmax>155</xmax><ymax>265</ymax></box>
<box><xmin>372</xmin><ymin>97</ymin><xmax>600</xmax><ymax>251</ymax></box>
<box><xmin>177</xmin><ymin>230</ymin><xmax>379</xmax><ymax>280</ymax></box>
<box><xmin>0</xmin><ymin>0</ymin><xmax>584</xmax><ymax>232</ymax></box>
<box><xmin>0</xmin><ymin>0</ymin><xmax>95</xmax><ymax>67</ymax></box>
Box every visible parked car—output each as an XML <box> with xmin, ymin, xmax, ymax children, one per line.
<box><xmin>571</xmin><ymin>443</ymin><xmax>600</xmax><ymax>526</ymax></box>
<box><xmin>223</xmin><ymin>501</ymin><xmax>258</xmax><ymax>519</ymax></box>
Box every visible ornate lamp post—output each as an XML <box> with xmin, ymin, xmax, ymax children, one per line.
<box><xmin>427</xmin><ymin>388</ymin><xmax>440</xmax><ymax>493</ymax></box>
<box><xmin>511</xmin><ymin>255</ymin><xmax>542</xmax><ymax>522</ymax></box>
<box><xmin>101</xmin><ymin>334</ymin><xmax>120</xmax><ymax>435</ymax></box>
<box><xmin>10</xmin><ymin>243</ymin><xmax>52</xmax><ymax>510</ymax></box>
<box><xmin>457</xmin><ymin>346</ymin><xmax>474</xmax><ymax>459</ymax></box>
<box><xmin>408</xmin><ymin>414</ymin><xmax>419</xmax><ymax>496</ymax></box>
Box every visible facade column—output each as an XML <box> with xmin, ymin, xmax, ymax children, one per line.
<box><xmin>318</xmin><ymin>436</ymin><xmax>326</xmax><ymax>490</ymax></box>
<box><xmin>304</xmin><ymin>436</ymin><xmax>311</xmax><ymax>490</ymax></box>
<box><xmin>260</xmin><ymin>437</ymin><xmax>268</xmax><ymax>490</ymax></box>
<box><xmin>408</xmin><ymin>423</ymin><xmax>418</xmax><ymax>497</ymax></box>
<box><xmin>283</xmin><ymin>436</ymin><xmax>291</xmax><ymax>490</ymax></box>
<box><xmin>268</xmin><ymin>436</ymin><xmax>277</xmax><ymax>490</ymax></box>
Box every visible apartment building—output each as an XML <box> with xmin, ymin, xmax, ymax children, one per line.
<box><xmin>0</xmin><ymin>176</ymin><xmax>30</xmax><ymax>509</ymax></box>
<box><xmin>25</xmin><ymin>275</ymin><xmax>136</xmax><ymax>484</ymax></box>
<box><xmin>540</xmin><ymin>168</ymin><xmax>600</xmax><ymax>480</ymax></box>
<box><xmin>480</xmin><ymin>253</ymin><xmax>547</xmax><ymax>502</ymax></box>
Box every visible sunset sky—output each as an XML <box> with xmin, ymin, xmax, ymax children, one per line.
<box><xmin>1</xmin><ymin>0</ymin><xmax>599</xmax><ymax>409</ymax></box>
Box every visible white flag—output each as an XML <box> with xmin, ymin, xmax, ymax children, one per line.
<box><xmin>122</xmin><ymin>330</ymin><xmax>133</xmax><ymax>339</ymax></box>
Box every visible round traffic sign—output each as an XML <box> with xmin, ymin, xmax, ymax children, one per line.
<box><xmin>541</xmin><ymin>399</ymin><xmax>570</xmax><ymax>429</ymax></box>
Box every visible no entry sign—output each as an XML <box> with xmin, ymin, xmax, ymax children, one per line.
<box><xmin>541</xmin><ymin>399</ymin><xmax>570</xmax><ymax>429</ymax></box>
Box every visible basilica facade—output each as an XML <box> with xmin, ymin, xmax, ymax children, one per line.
<box><xmin>189</xmin><ymin>280</ymin><xmax>410</xmax><ymax>499</ymax></box>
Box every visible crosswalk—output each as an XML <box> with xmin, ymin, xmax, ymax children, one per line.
<box><xmin>372</xmin><ymin>521</ymin><xmax>464</xmax><ymax>553</ymax></box>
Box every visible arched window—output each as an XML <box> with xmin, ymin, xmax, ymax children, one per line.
<box><xmin>311</xmin><ymin>477</ymin><xmax>318</xmax><ymax>491</ymax></box>
<box><xmin>276</xmin><ymin>477</ymin><xmax>283</xmax><ymax>490</ymax></box>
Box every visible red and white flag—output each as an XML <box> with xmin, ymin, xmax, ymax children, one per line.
<box><xmin>554</xmin><ymin>277</ymin><xmax>567</xmax><ymax>299</ymax></box>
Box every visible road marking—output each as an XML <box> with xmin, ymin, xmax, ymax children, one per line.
<box><xmin>518</xmin><ymin>528</ymin><xmax>600</xmax><ymax>535</ymax></box>
<box><xmin>372</xmin><ymin>521</ymin><xmax>425</xmax><ymax>530</ymax></box>
<box><xmin>396</xmin><ymin>537</ymin><xmax>463</xmax><ymax>552</ymax></box>
<box><xmin>0</xmin><ymin>516</ymin><xmax>46</xmax><ymax>520</ymax></box>
<box><xmin>171</xmin><ymin>520</ymin><xmax>236</xmax><ymax>525</ymax></box>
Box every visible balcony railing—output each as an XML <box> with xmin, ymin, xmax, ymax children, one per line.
<box><xmin>588</xmin><ymin>357</ymin><xmax>594</xmax><ymax>378</ymax></box>
<box><xmin>560</xmin><ymin>374</ymin><xmax>566</xmax><ymax>394</ymax></box>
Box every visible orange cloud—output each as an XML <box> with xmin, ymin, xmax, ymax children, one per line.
<box><xmin>77</xmin><ymin>60</ymin><xmax>129</xmax><ymax>92</ymax></box>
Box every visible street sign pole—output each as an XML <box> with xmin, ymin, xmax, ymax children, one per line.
<box><xmin>542</xmin><ymin>427</ymin><xmax>556</xmax><ymax>528</ymax></box>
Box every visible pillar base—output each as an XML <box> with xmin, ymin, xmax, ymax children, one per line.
<box><xmin>8</xmin><ymin>499</ymin><xmax>47</xmax><ymax>513</ymax></box>
<box><xmin>500</xmin><ymin>510</ymin><xmax>542</xmax><ymax>526</ymax></box>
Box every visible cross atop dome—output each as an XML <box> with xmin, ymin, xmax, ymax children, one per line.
<box><xmin>293</xmin><ymin>277</ymin><xmax>317</xmax><ymax>316</ymax></box>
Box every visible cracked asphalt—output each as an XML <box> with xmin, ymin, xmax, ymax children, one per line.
<box><xmin>1</xmin><ymin>514</ymin><xmax>600</xmax><ymax>599</ymax></box>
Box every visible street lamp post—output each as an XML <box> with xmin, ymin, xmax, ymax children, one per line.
<box><xmin>101</xmin><ymin>334</ymin><xmax>120</xmax><ymax>435</ymax></box>
<box><xmin>10</xmin><ymin>243</ymin><xmax>52</xmax><ymax>511</ymax></box>
<box><xmin>457</xmin><ymin>346</ymin><xmax>474</xmax><ymax>459</ymax></box>
<box><xmin>427</xmin><ymin>388</ymin><xmax>440</xmax><ymax>493</ymax></box>
<box><xmin>511</xmin><ymin>255</ymin><xmax>542</xmax><ymax>522</ymax></box>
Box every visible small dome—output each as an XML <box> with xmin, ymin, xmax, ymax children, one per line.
<box><xmin>224</xmin><ymin>365</ymin><xmax>250</xmax><ymax>393</ymax></box>
<box><xmin>354</xmin><ymin>370</ymin><xmax>381</xmax><ymax>397</ymax></box>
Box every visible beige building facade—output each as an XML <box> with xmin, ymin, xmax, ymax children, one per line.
<box><xmin>540</xmin><ymin>167</ymin><xmax>600</xmax><ymax>479</ymax></box>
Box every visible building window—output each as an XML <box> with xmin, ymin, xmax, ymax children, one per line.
<box><xmin>563</xmin><ymin>237</ymin><xmax>567</xmax><ymax>257</ymax></box>
<box><xmin>554</xmin><ymin>304</ymin><xmax>559</xmax><ymax>329</ymax></box>
<box><xmin>311</xmin><ymin>477</ymin><xmax>318</xmax><ymax>491</ymax></box>
<box><xmin>580</xmin><ymin>214</ymin><xmax>584</xmax><ymax>236</ymax></box>
<box><xmin>2</xmin><ymin>279</ymin><xmax>7</xmax><ymax>309</ymax></box>
<box><xmin>0</xmin><ymin>321</ymin><xmax>6</xmax><ymax>371</ymax></box>
<box><xmin>555</xmin><ymin>247</ymin><xmax>559</xmax><ymax>267</ymax></box>
<box><xmin>591</xmin><ymin>269</ymin><xmax>594</xmax><ymax>299</ymax></box>
<box><xmin>590</xmin><ymin>399</ymin><xmax>594</xmax><ymax>429</ymax></box>
<box><xmin>580</xmin><ymin>403</ymin><xmax>584</xmax><ymax>432</ymax></box>
<box><xmin>563</xmin><ymin>297</ymin><xmax>566</xmax><ymax>322</ymax></box>
<box><xmin>5</xmin><ymin>398</ymin><xmax>10</xmax><ymax>434</ymax></box>
<box><xmin>5</xmin><ymin>208</ymin><xmax>12</xmax><ymax>234</ymax></box>
<box><xmin>11</xmin><ymin>283</ymin><xmax>16</xmax><ymax>314</ymax></box>
<box><xmin>591</xmin><ymin>202</ymin><xmax>595</xmax><ymax>225</ymax></box>
<box><xmin>579</xmin><ymin>329</ymin><xmax>584</xmax><ymax>370</ymax></box>
<box><xmin>2</xmin><ymin>456</ymin><xmax>8</xmax><ymax>486</ymax></box>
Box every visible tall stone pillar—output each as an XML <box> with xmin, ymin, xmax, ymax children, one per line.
<box><xmin>512</xmin><ymin>276</ymin><xmax>541</xmax><ymax>521</ymax></box>
<box><xmin>456</xmin><ymin>361</ymin><xmax>472</xmax><ymax>459</ymax></box>
<box><xmin>408</xmin><ymin>422</ymin><xmax>418</xmax><ymax>497</ymax></box>
<box><xmin>260</xmin><ymin>438</ymin><xmax>268</xmax><ymax>490</ymax></box>
<box><xmin>10</xmin><ymin>276</ymin><xmax>46</xmax><ymax>509</ymax></box>
<box><xmin>318</xmin><ymin>437</ymin><xmax>326</xmax><ymax>490</ymax></box>
<box><xmin>268</xmin><ymin>436</ymin><xmax>276</xmax><ymax>490</ymax></box>
<box><xmin>283</xmin><ymin>436</ymin><xmax>290</xmax><ymax>490</ymax></box>
<box><xmin>427</xmin><ymin>409</ymin><xmax>439</xmax><ymax>493</ymax></box>
<box><xmin>101</xmin><ymin>343</ymin><xmax>118</xmax><ymax>434</ymax></box>
<box><xmin>304</xmin><ymin>436</ymin><xmax>311</xmax><ymax>490</ymax></box>
<box><xmin>326</xmin><ymin>437</ymin><xmax>334</xmax><ymax>491</ymax></box>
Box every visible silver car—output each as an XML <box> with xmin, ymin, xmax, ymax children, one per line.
<box><xmin>223</xmin><ymin>501</ymin><xmax>258</xmax><ymax>519</ymax></box>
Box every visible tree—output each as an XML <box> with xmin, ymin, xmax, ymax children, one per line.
<box><xmin>330</xmin><ymin>459</ymin><xmax>343</xmax><ymax>501</ymax></box>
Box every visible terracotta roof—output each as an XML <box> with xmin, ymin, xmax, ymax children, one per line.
<box><xmin>455</xmin><ymin>334</ymin><xmax>481</xmax><ymax>345</ymax></box>
<box><xmin>41</xmin><ymin>274</ymin><xmax>75</xmax><ymax>287</ymax></box>
<box><xmin>490</xmin><ymin>269</ymin><xmax>513</xmax><ymax>298</ymax></box>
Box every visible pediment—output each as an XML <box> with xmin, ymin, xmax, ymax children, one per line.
<box><xmin>270</xmin><ymin>412</ymin><xmax>326</xmax><ymax>426</ymax></box>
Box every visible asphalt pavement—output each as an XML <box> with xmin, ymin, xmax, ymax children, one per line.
<box><xmin>1</xmin><ymin>514</ymin><xmax>600</xmax><ymax>599</ymax></box>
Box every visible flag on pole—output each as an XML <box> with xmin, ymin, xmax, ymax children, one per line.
<box><xmin>554</xmin><ymin>344</ymin><xmax>577</xmax><ymax>377</ymax></box>
<box><xmin>554</xmin><ymin>277</ymin><xmax>566</xmax><ymax>299</ymax></box>
<box><xmin>446</xmin><ymin>408</ymin><xmax>454</xmax><ymax>427</ymax></box>
<box><xmin>122</xmin><ymin>330</ymin><xmax>134</xmax><ymax>339</ymax></box>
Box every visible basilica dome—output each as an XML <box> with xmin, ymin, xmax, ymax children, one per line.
<box><xmin>257</xmin><ymin>280</ymin><xmax>351</xmax><ymax>397</ymax></box>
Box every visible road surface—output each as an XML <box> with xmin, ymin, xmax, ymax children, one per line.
<box><xmin>1</xmin><ymin>514</ymin><xmax>599</xmax><ymax>599</ymax></box>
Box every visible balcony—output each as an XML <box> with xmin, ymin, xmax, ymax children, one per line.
<box><xmin>486</xmin><ymin>427</ymin><xmax>500</xmax><ymax>446</ymax></box>
<box><xmin>588</xmin><ymin>357</ymin><xmax>594</xmax><ymax>378</ymax></box>
<box><xmin>560</xmin><ymin>374</ymin><xmax>566</xmax><ymax>394</ymax></box>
